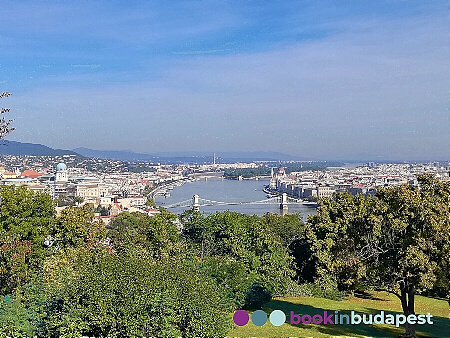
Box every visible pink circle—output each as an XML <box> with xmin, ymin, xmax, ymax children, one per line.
<box><xmin>233</xmin><ymin>310</ymin><xmax>250</xmax><ymax>326</ymax></box>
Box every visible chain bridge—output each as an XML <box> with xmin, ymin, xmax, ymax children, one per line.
<box><xmin>162</xmin><ymin>193</ymin><xmax>302</xmax><ymax>211</ymax></box>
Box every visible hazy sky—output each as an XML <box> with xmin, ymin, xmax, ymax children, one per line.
<box><xmin>1</xmin><ymin>0</ymin><xmax>448</xmax><ymax>160</ymax></box>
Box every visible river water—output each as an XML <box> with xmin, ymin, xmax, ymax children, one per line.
<box><xmin>154</xmin><ymin>177</ymin><xmax>317</xmax><ymax>221</ymax></box>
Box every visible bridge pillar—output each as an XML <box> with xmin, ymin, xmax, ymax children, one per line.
<box><xmin>192</xmin><ymin>194</ymin><xmax>200</xmax><ymax>212</ymax></box>
<box><xmin>280</xmin><ymin>193</ymin><xmax>288</xmax><ymax>210</ymax></box>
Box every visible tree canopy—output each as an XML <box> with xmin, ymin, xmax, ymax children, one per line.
<box><xmin>181</xmin><ymin>210</ymin><xmax>304</xmax><ymax>308</ymax></box>
<box><xmin>0</xmin><ymin>186</ymin><xmax>55</xmax><ymax>294</ymax></box>
<box><xmin>2</xmin><ymin>174</ymin><xmax>447</xmax><ymax>337</ymax></box>
<box><xmin>306</xmin><ymin>174</ymin><xmax>450</xmax><ymax>337</ymax></box>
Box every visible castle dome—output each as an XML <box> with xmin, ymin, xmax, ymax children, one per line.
<box><xmin>56</xmin><ymin>163</ymin><xmax>67</xmax><ymax>171</ymax></box>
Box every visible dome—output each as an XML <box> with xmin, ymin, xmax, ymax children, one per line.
<box><xmin>56</xmin><ymin>163</ymin><xmax>67</xmax><ymax>171</ymax></box>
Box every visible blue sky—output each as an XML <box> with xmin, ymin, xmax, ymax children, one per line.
<box><xmin>1</xmin><ymin>0</ymin><xmax>448</xmax><ymax>160</ymax></box>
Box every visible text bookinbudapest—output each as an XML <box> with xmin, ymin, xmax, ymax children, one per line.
<box><xmin>290</xmin><ymin>310</ymin><xmax>433</xmax><ymax>328</ymax></box>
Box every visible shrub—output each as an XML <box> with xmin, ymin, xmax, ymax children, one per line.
<box><xmin>284</xmin><ymin>282</ymin><xmax>345</xmax><ymax>301</ymax></box>
<box><xmin>42</xmin><ymin>247</ymin><xmax>231</xmax><ymax>337</ymax></box>
<box><xmin>244</xmin><ymin>283</ymin><xmax>272</xmax><ymax>309</ymax></box>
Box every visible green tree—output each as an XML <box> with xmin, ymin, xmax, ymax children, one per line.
<box><xmin>0</xmin><ymin>185</ymin><xmax>55</xmax><ymax>294</ymax></box>
<box><xmin>145</xmin><ymin>196</ymin><xmax>156</xmax><ymax>208</ymax></box>
<box><xmin>0</xmin><ymin>293</ymin><xmax>35</xmax><ymax>337</ymax></box>
<box><xmin>0</xmin><ymin>276</ymin><xmax>48</xmax><ymax>338</ymax></box>
<box><xmin>94</xmin><ymin>204</ymin><xmax>110</xmax><ymax>216</ymax></box>
<box><xmin>182</xmin><ymin>210</ymin><xmax>294</xmax><ymax>299</ymax></box>
<box><xmin>307</xmin><ymin>174</ymin><xmax>450</xmax><ymax>337</ymax></box>
<box><xmin>200</xmin><ymin>256</ymin><xmax>259</xmax><ymax>309</ymax></box>
<box><xmin>108</xmin><ymin>210</ymin><xmax>179</xmax><ymax>257</ymax></box>
<box><xmin>42</xmin><ymin>246</ymin><xmax>231</xmax><ymax>337</ymax></box>
<box><xmin>73</xmin><ymin>196</ymin><xmax>84</xmax><ymax>206</ymax></box>
<box><xmin>260</xmin><ymin>213</ymin><xmax>315</xmax><ymax>283</ymax></box>
<box><xmin>53</xmin><ymin>205</ymin><xmax>107</xmax><ymax>250</ymax></box>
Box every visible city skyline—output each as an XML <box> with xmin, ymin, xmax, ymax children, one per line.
<box><xmin>1</xmin><ymin>1</ymin><xmax>449</xmax><ymax>161</ymax></box>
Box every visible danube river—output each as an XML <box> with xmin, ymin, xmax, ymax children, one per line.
<box><xmin>154</xmin><ymin>177</ymin><xmax>317</xmax><ymax>221</ymax></box>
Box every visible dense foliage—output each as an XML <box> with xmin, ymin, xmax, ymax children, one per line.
<box><xmin>0</xmin><ymin>188</ymin><xmax>232</xmax><ymax>337</ymax></box>
<box><xmin>1</xmin><ymin>186</ymin><xmax>303</xmax><ymax>336</ymax></box>
<box><xmin>306</xmin><ymin>174</ymin><xmax>450</xmax><ymax>337</ymax></box>
<box><xmin>181</xmin><ymin>210</ymin><xmax>305</xmax><ymax>308</ymax></box>
<box><xmin>40</xmin><ymin>247</ymin><xmax>230</xmax><ymax>337</ymax></box>
<box><xmin>0</xmin><ymin>186</ymin><xmax>55</xmax><ymax>294</ymax></box>
<box><xmin>1</xmin><ymin>174</ymin><xmax>448</xmax><ymax>337</ymax></box>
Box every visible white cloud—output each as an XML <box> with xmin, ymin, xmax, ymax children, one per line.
<box><xmin>8</xmin><ymin>9</ymin><xmax>449</xmax><ymax>160</ymax></box>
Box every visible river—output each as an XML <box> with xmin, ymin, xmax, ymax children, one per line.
<box><xmin>154</xmin><ymin>177</ymin><xmax>317</xmax><ymax>221</ymax></box>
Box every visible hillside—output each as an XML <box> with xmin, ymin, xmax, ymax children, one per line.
<box><xmin>0</xmin><ymin>140</ymin><xmax>80</xmax><ymax>157</ymax></box>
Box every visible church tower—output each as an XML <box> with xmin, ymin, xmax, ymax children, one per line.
<box><xmin>55</xmin><ymin>163</ymin><xmax>68</xmax><ymax>182</ymax></box>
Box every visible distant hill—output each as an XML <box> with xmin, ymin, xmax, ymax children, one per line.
<box><xmin>73</xmin><ymin>148</ymin><xmax>158</xmax><ymax>162</ymax></box>
<box><xmin>155</xmin><ymin>151</ymin><xmax>306</xmax><ymax>161</ymax></box>
<box><xmin>73</xmin><ymin>148</ymin><xmax>308</xmax><ymax>163</ymax></box>
<box><xmin>0</xmin><ymin>141</ymin><xmax>80</xmax><ymax>156</ymax></box>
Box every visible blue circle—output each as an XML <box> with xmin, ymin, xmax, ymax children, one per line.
<box><xmin>269</xmin><ymin>310</ymin><xmax>286</xmax><ymax>326</ymax></box>
<box><xmin>251</xmin><ymin>310</ymin><xmax>268</xmax><ymax>326</ymax></box>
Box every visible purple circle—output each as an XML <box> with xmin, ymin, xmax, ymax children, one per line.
<box><xmin>233</xmin><ymin>310</ymin><xmax>249</xmax><ymax>326</ymax></box>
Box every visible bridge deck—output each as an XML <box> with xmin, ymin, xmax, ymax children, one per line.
<box><xmin>163</xmin><ymin>195</ymin><xmax>304</xmax><ymax>209</ymax></box>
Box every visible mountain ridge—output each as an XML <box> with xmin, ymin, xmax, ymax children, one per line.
<box><xmin>0</xmin><ymin>140</ymin><xmax>80</xmax><ymax>157</ymax></box>
<box><xmin>73</xmin><ymin>147</ymin><xmax>308</xmax><ymax>162</ymax></box>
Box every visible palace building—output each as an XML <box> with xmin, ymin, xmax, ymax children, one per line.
<box><xmin>0</xmin><ymin>162</ymin><xmax>109</xmax><ymax>204</ymax></box>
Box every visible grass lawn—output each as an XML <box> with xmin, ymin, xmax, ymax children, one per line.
<box><xmin>228</xmin><ymin>291</ymin><xmax>449</xmax><ymax>338</ymax></box>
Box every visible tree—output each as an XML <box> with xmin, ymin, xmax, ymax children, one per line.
<box><xmin>145</xmin><ymin>197</ymin><xmax>156</xmax><ymax>208</ymax></box>
<box><xmin>182</xmin><ymin>210</ymin><xmax>295</xmax><ymax>298</ymax></box>
<box><xmin>73</xmin><ymin>196</ymin><xmax>84</xmax><ymax>206</ymax></box>
<box><xmin>0</xmin><ymin>276</ymin><xmax>48</xmax><ymax>338</ymax></box>
<box><xmin>94</xmin><ymin>204</ymin><xmax>110</xmax><ymax>216</ymax></box>
<box><xmin>41</xmin><ymin>246</ymin><xmax>231</xmax><ymax>337</ymax></box>
<box><xmin>0</xmin><ymin>91</ymin><xmax>14</xmax><ymax>140</ymax></box>
<box><xmin>260</xmin><ymin>213</ymin><xmax>315</xmax><ymax>282</ymax></box>
<box><xmin>307</xmin><ymin>174</ymin><xmax>450</xmax><ymax>337</ymax></box>
<box><xmin>107</xmin><ymin>210</ymin><xmax>179</xmax><ymax>257</ymax></box>
<box><xmin>52</xmin><ymin>205</ymin><xmax>107</xmax><ymax>250</ymax></box>
<box><xmin>0</xmin><ymin>185</ymin><xmax>55</xmax><ymax>294</ymax></box>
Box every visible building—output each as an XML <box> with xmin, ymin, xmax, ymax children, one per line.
<box><xmin>55</xmin><ymin>163</ymin><xmax>68</xmax><ymax>182</ymax></box>
<box><xmin>2</xmin><ymin>171</ymin><xmax>17</xmax><ymax>179</ymax></box>
<box><xmin>1</xmin><ymin>162</ymin><xmax>109</xmax><ymax>205</ymax></box>
<box><xmin>21</xmin><ymin>170</ymin><xmax>44</xmax><ymax>179</ymax></box>
<box><xmin>316</xmin><ymin>186</ymin><xmax>335</xmax><ymax>198</ymax></box>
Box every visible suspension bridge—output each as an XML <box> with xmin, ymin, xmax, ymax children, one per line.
<box><xmin>162</xmin><ymin>193</ymin><xmax>303</xmax><ymax>211</ymax></box>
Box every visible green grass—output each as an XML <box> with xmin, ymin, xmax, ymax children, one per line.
<box><xmin>228</xmin><ymin>291</ymin><xmax>450</xmax><ymax>338</ymax></box>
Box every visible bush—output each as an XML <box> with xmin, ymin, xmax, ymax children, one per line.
<box><xmin>244</xmin><ymin>283</ymin><xmax>272</xmax><ymax>309</ymax></box>
<box><xmin>42</xmin><ymin>247</ymin><xmax>232</xmax><ymax>337</ymax></box>
<box><xmin>182</xmin><ymin>211</ymin><xmax>295</xmax><ymax>296</ymax></box>
<box><xmin>284</xmin><ymin>282</ymin><xmax>345</xmax><ymax>301</ymax></box>
<box><xmin>0</xmin><ymin>294</ymin><xmax>35</xmax><ymax>338</ymax></box>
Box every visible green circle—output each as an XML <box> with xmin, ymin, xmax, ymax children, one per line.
<box><xmin>269</xmin><ymin>310</ymin><xmax>286</xmax><ymax>326</ymax></box>
<box><xmin>251</xmin><ymin>310</ymin><xmax>268</xmax><ymax>326</ymax></box>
